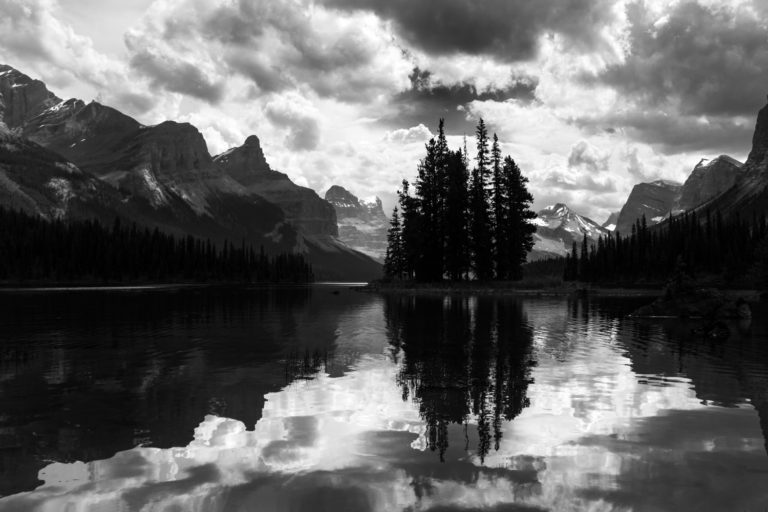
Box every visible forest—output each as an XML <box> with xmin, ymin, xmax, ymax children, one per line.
<box><xmin>526</xmin><ymin>210</ymin><xmax>768</xmax><ymax>288</ymax></box>
<box><xmin>384</xmin><ymin>119</ymin><xmax>537</xmax><ymax>282</ymax></box>
<box><xmin>0</xmin><ymin>207</ymin><xmax>314</xmax><ymax>284</ymax></box>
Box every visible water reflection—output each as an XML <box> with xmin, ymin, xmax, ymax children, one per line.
<box><xmin>0</xmin><ymin>286</ymin><xmax>363</xmax><ymax>496</ymax></box>
<box><xmin>386</xmin><ymin>295</ymin><xmax>534</xmax><ymax>462</ymax></box>
<box><xmin>0</xmin><ymin>291</ymin><xmax>767</xmax><ymax>511</ymax></box>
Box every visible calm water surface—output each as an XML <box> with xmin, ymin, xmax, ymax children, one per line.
<box><xmin>0</xmin><ymin>286</ymin><xmax>767</xmax><ymax>511</ymax></box>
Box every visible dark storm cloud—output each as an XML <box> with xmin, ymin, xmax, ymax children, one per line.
<box><xmin>589</xmin><ymin>1</ymin><xmax>768</xmax><ymax>118</ymax></box>
<box><xmin>320</xmin><ymin>0</ymin><xmax>615</xmax><ymax>61</ymax></box>
<box><xmin>127</xmin><ymin>48</ymin><xmax>225</xmax><ymax>104</ymax></box>
<box><xmin>386</xmin><ymin>68</ymin><xmax>538</xmax><ymax>134</ymax></box>
<box><xmin>577</xmin><ymin>110</ymin><xmax>754</xmax><ymax>156</ymax></box>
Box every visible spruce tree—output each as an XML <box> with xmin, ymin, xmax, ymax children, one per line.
<box><xmin>491</xmin><ymin>133</ymin><xmax>505</xmax><ymax>278</ymax></box>
<box><xmin>470</xmin><ymin>119</ymin><xmax>494</xmax><ymax>280</ymax></box>
<box><xmin>500</xmin><ymin>156</ymin><xmax>536</xmax><ymax>280</ymax></box>
<box><xmin>445</xmin><ymin>149</ymin><xmax>471</xmax><ymax>280</ymax></box>
<box><xmin>384</xmin><ymin>207</ymin><xmax>403</xmax><ymax>279</ymax></box>
<box><xmin>398</xmin><ymin>180</ymin><xmax>422</xmax><ymax>280</ymax></box>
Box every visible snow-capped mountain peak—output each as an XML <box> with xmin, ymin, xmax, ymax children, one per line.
<box><xmin>529</xmin><ymin>203</ymin><xmax>610</xmax><ymax>260</ymax></box>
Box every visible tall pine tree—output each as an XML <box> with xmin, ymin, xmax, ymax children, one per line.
<box><xmin>384</xmin><ymin>206</ymin><xmax>404</xmax><ymax>279</ymax></box>
<box><xmin>445</xmin><ymin>149</ymin><xmax>471</xmax><ymax>280</ymax></box>
<box><xmin>500</xmin><ymin>156</ymin><xmax>536</xmax><ymax>280</ymax></box>
<box><xmin>470</xmin><ymin>119</ymin><xmax>494</xmax><ymax>281</ymax></box>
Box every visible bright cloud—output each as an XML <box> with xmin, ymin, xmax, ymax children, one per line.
<box><xmin>0</xmin><ymin>0</ymin><xmax>765</xmax><ymax>222</ymax></box>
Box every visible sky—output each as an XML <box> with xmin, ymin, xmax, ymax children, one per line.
<box><xmin>1</xmin><ymin>0</ymin><xmax>767</xmax><ymax>223</ymax></box>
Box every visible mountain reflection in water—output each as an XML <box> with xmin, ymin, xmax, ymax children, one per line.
<box><xmin>0</xmin><ymin>287</ymin><xmax>767</xmax><ymax>511</ymax></box>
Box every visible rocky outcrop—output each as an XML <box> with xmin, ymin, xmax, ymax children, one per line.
<box><xmin>746</xmin><ymin>100</ymin><xmax>768</xmax><ymax>172</ymax></box>
<box><xmin>632</xmin><ymin>263</ymin><xmax>752</xmax><ymax>321</ymax></box>
<box><xmin>529</xmin><ymin>203</ymin><xmax>609</xmax><ymax>260</ymax></box>
<box><xmin>0</xmin><ymin>65</ymin><xmax>60</xmax><ymax>129</ymax></box>
<box><xmin>325</xmin><ymin>185</ymin><xmax>388</xmax><ymax>262</ymax></box>
<box><xmin>215</xmin><ymin>136</ymin><xmax>338</xmax><ymax>237</ymax></box>
<box><xmin>679</xmin><ymin>156</ymin><xmax>743</xmax><ymax>210</ymax></box>
<box><xmin>632</xmin><ymin>288</ymin><xmax>751</xmax><ymax>320</ymax></box>
<box><xmin>615</xmin><ymin>180</ymin><xmax>682</xmax><ymax>235</ymax></box>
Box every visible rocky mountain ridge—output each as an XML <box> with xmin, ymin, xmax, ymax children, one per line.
<box><xmin>698</xmin><ymin>101</ymin><xmax>768</xmax><ymax>219</ymax></box>
<box><xmin>0</xmin><ymin>64</ymin><xmax>381</xmax><ymax>280</ymax></box>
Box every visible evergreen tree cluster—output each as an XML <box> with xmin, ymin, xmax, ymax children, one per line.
<box><xmin>0</xmin><ymin>207</ymin><xmax>313</xmax><ymax>284</ymax></box>
<box><xmin>562</xmin><ymin>211</ymin><xmax>768</xmax><ymax>285</ymax></box>
<box><xmin>384</xmin><ymin>119</ymin><xmax>536</xmax><ymax>282</ymax></box>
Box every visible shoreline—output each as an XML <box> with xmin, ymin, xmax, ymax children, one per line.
<box><xmin>359</xmin><ymin>282</ymin><xmax>764</xmax><ymax>300</ymax></box>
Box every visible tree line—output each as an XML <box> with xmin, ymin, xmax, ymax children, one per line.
<box><xmin>560</xmin><ymin>210</ymin><xmax>768</xmax><ymax>286</ymax></box>
<box><xmin>0</xmin><ymin>207</ymin><xmax>314</xmax><ymax>284</ymax></box>
<box><xmin>384</xmin><ymin>119</ymin><xmax>537</xmax><ymax>282</ymax></box>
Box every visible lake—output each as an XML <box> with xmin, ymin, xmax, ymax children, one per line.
<box><xmin>0</xmin><ymin>285</ymin><xmax>767</xmax><ymax>511</ymax></box>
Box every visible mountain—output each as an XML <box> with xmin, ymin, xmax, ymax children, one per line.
<box><xmin>697</xmin><ymin>100</ymin><xmax>768</xmax><ymax>219</ymax></box>
<box><xmin>529</xmin><ymin>203</ymin><xmax>610</xmax><ymax>260</ymax></box>
<box><xmin>602</xmin><ymin>212</ymin><xmax>619</xmax><ymax>232</ymax></box>
<box><xmin>679</xmin><ymin>156</ymin><xmax>743</xmax><ymax>211</ymax></box>
<box><xmin>324</xmin><ymin>185</ymin><xmax>388</xmax><ymax>262</ymax></box>
<box><xmin>0</xmin><ymin>65</ymin><xmax>61</xmax><ymax>129</ymax></box>
<box><xmin>615</xmin><ymin>180</ymin><xmax>682</xmax><ymax>234</ymax></box>
<box><xmin>214</xmin><ymin>136</ymin><xmax>338</xmax><ymax>237</ymax></box>
<box><xmin>0</xmin><ymin>64</ymin><xmax>381</xmax><ymax>281</ymax></box>
<box><xmin>613</xmin><ymin>155</ymin><xmax>743</xmax><ymax>234</ymax></box>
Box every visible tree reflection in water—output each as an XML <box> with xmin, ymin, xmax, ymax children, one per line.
<box><xmin>385</xmin><ymin>295</ymin><xmax>535</xmax><ymax>462</ymax></box>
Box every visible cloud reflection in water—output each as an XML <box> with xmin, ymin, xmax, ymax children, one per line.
<box><xmin>1</xmin><ymin>296</ymin><xmax>767</xmax><ymax>512</ymax></box>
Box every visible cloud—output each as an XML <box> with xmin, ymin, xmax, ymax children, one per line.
<box><xmin>383</xmin><ymin>124</ymin><xmax>434</xmax><ymax>144</ymax></box>
<box><xmin>126</xmin><ymin>46</ymin><xmax>225</xmax><ymax>104</ymax></box>
<box><xmin>567</xmin><ymin>140</ymin><xmax>609</xmax><ymax>172</ymax></box>
<box><xmin>112</xmin><ymin>91</ymin><xmax>156</xmax><ymax>115</ymax></box>
<box><xmin>588</xmin><ymin>1</ymin><xmax>768</xmax><ymax>118</ymax></box>
<box><xmin>576</xmin><ymin>109</ymin><xmax>755</xmax><ymax>156</ymax></box>
<box><xmin>125</xmin><ymin>0</ymin><xmax>412</xmax><ymax>103</ymax></box>
<box><xmin>385</xmin><ymin>67</ymin><xmax>538</xmax><ymax>133</ymax></box>
<box><xmin>542</xmin><ymin>169</ymin><xmax>616</xmax><ymax>193</ymax></box>
<box><xmin>264</xmin><ymin>94</ymin><xmax>321</xmax><ymax>151</ymax></box>
<box><xmin>320</xmin><ymin>0</ymin><xmax>617</xmax><ymax>62</ymax></box>
<box><xmin>0</xmin><ymin>0</ymin><xmax>171</xmax><ymax>118</ymax></box>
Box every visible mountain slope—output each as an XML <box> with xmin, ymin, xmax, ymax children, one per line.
<box><xmin>324</xmin><ymin>185</ymin><xmax>388</xmax><ymax>262</ymax></box>
<box><xmin>214</xmin><ymin>136</ymin><xmax>338</xmax><ymax>236</ymax></box>
<box><xmin>615</xmin><ymin>180</ymin><xmax>682</xmax><ymax>234</ymax></box>
<box><xmin>0</xmin><ymin>64</ymin><xmax>381</xmax><ymax>281</ymax></box>
<box><xmin>679</xmin><ymin>156</ymin><xmax>743</xmax><ymax>211</ymax></box>
<box><xmin>602</xmin><ymin>211</ymin><xmax>619</xmax><ymax>232</ymax></box>
<box><xmin>530</xmin><ymin>203</ymin><xmax>610</xmax><ymax>260</ymax></box>
<box><xmin>700</xmin><ymin>101</ymin><xmax>768</xmax><ymax>219</ymax></box>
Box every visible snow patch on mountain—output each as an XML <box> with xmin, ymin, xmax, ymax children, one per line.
<box><xmin>529</xmin><ymin>203</ymin><xmax>610</xmax><ymax>260</ymax></box>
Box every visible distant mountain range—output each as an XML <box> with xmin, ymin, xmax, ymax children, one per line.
<box><xmin>0</xmin><ymin>64</ymin><xmax>381</xmax><ymax>281</ymax></box>
<box><xmin>324</xmin><ymin>185</ymin><xmax>388</xmax><ymax>262</ymax></box>
<box><xmin>529</xmin><ymin>128</ymin><xmax>763</xmax><ymax>259</ymax></box>
<box><xmin>530</xmin><ymin>204</ymin><xmax>609</xmax><ymax>260</ymax></box>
